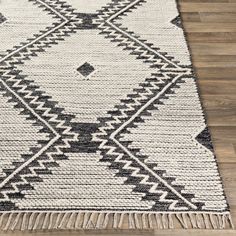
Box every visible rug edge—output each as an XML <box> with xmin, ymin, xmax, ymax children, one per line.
<box><xmin>0</xmin><ymin>211</ymin><xmax>234</xmax><ymax>231</ymax></box>
<box><xmin>173</xmin><ymin>0</ymin><xmax>234</xmax><ymax>227</ymax></box>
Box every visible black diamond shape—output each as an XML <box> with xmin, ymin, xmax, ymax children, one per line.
<box><xmin>77</xmin><ymin>62</ymin><xmax>95</xmax><ymax>77</ymax></box>
<box><xmin>171</xmin><ymin>15</ymin><xmax>182</xmax><ymax>28</ymax></box>
<box><xmin>0</xmin><ymin>13</ymin><xmax>6</xmax><ymax>24</ymax></box>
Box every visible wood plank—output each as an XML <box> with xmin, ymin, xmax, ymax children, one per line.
<box><xmin>201</xmin><ymin>95</ymin><xmax>236</xmax><ymax>124</ymax></box>
<box><xmin>214</xmin><ymin>142</ymin><xmax>236</xmax><ymax>163</ymax></box>
<box><xmin>197</xmin><ymin>80</ymin><xmax>236</xmax><ymax>95</ymax></box>
<box><xmin>192</xmin><ymin>61</ymin><xmax>236</xmax><ymax>68</ymax></box>
<box><xmin>180</xmin><ymin>3</ymin><xmax>236</xmax><ymax>12</ymax></box>
<box><xmin>189</xmin><ymin>43</ymin><xmax>236</xmax><ymax>55</ymax></box>
<box><xmin>186</xmin><ymin>32</ymin><xmax>236</xmax><ymax>42</ymax></box>
<box><xmin>178</xmin><ymin>0</ymin><xmax>230</xmax><ymax>4</ymax></box>
<box><xmin>200</xmin><ymin>13</ymin><xmax>236</xmax><ymax>22</ymax></box>
<box><xmin>208</xmin><ymin>127</ymin><xmax>236</xmax><ymax>143</ymax></box>
<box><xmin>180</xmin><ymin>0</ymin><xmax>230</xmax><ymax>2</ymax></box>
<box><xmin>201</xmin><ymin>95</ymin><xmax>236</xmax><ymax>110</ymax></box>
<box><xmin>181</xmin><ymin>13</ymin><xmax>201</xmax><ymax>22</ymax></box>
<box><xmin>183</xmin><ymin>23</ymin><xmax>236</xmax><ymax>32</ymax></box>
<box><xmin>195</xmin><ymin>68</ymin><xmax>236</xmax><ymax>80</ymax></box>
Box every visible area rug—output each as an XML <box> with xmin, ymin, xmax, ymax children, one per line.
<box><xmin>0</xmin><ymin>0</ymin><xmax>233</xmax><ymax>231</ymax></box>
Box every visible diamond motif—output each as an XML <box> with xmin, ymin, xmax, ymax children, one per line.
<box><xmin>77</xmin><ymin>62</ymin><xmax>95</xmax><ymax>77</ymax></box>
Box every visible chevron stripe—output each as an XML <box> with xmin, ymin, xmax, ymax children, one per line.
<box><xmin>0</xmin><ymin>0</ymin><xmax>82</xmax><ymax>203</ymax></box>
<box><xmin>93</xmin><ymin>71</ymin><xmax>199</xmax><ymax>210</ymax></box>
<box><xmin>96</xmin><ymin>0</ymin><xmax>191</xmax><ymax>73</ymax></box>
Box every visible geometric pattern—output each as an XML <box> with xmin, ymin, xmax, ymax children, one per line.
<box><xmin>77</xmin><ymin>62</ymin><xmax>95</xmax><ymax>77</ymax></box>
<box><xmin>0</xmin><ymin>0</ymin><xmax>232</xmax><ymax>230</ymax></box>
<box><xmin>114</xmin><ymin>0</ymin><xmax>191</xmax><ymax>66</ymax></box>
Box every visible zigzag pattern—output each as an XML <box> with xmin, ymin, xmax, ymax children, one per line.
<box><xmin>0</xmin><ymin>76</ymin><xmax>80</xmax><ymax>203</ymax></box>
<box><xmin>90</xmin><ymin>0</ymin><xmax>215</xmax><ymax>211</ymax></box>
<box><xmin>84</xmin><ymin>0</ymin><xmax>197</xmax><ymax>210</ymax></box>
<box><xmin>96</xmin><ymin>0</ymin><xmax>191</xmax><ymax>72</ymax></box>
<box><xmin>0</xmin><ymin>0</ymin><xmax>82</xmax><ymax>205</ymax></box>
<box><xmin>117</xmin><ymin>77</ymin><xmax>206</xmax><ymax>210</ymax></box>
<box><xmin>93</xmin><ymin>73</ymin><xmax>197</xmax><ymax>211</ymax></box>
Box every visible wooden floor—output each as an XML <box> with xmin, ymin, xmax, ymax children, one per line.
<box><xmin>3</xmin><ymin>0</ymin><xmax>236</xmax><ymax>235</ymax></box>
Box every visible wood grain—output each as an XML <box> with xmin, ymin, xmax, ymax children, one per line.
<box><xmin>3</xmin><ymin>0</ymin><xmax>236</xmax><ymax>235</ymax></box>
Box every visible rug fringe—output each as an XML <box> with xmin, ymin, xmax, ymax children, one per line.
<box><xmin>0</xmin><ymin>211</ymin><xmax>234</xmax><ymax>231</ymax></box>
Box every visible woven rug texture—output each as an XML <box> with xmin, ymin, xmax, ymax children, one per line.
<box><xmin>0</xmin><ymin>0</ymin><xmax>233</xmax><ymax>231</ymax></box>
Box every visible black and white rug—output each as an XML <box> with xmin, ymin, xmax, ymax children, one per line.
<box><xmin>0</xmin><ymin>0</ymin><xmax>233</xmax><ymax>231</ymax></box>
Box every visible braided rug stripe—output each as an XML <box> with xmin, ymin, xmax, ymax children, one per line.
<box><xmin>0</xmin><ymin>0</ymin><xmax>233</xmax><ymax>231</ymax></box>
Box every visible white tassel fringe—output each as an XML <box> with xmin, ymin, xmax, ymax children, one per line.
<box><xmin>0</xmin><ymin>211</ymin><xmax>234</xmax><ymax>231</ymax></box>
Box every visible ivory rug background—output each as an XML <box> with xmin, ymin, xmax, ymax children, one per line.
<box><xmin>0</xmin><ymin>0</ymin><xmax>233</xmax><ymax>231</ymax></box>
